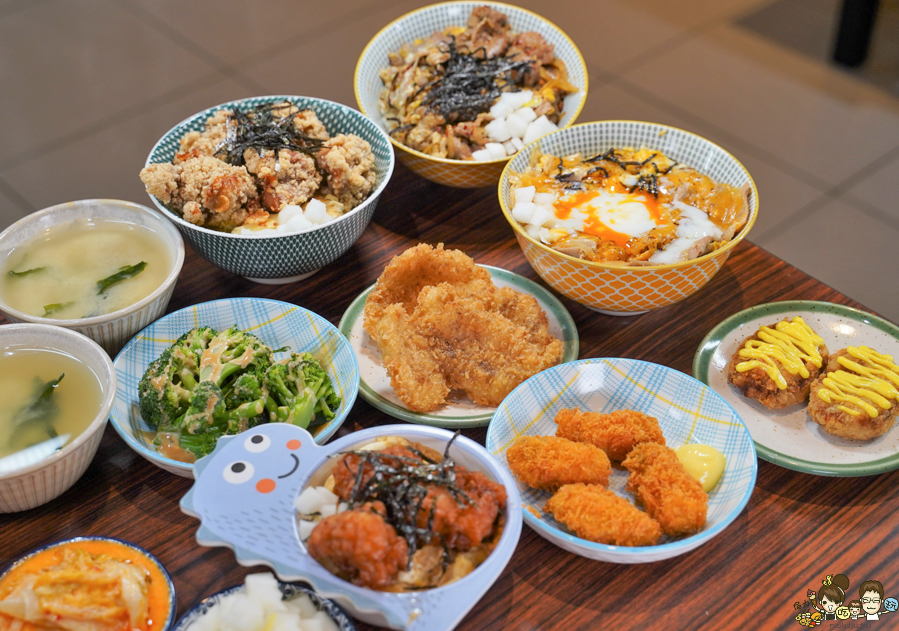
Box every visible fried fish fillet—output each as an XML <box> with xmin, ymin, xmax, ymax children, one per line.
<box><xmin>555</xmin><ymin>408</ymin><xmax>666</xmax><ymax>461</ymax></box>
<box><xmin>363</xmin><ymin>243</ymin><xmax>563</xmax><ymax>411</ymax></box>
<box><xmin>622</xmin><ymin>443</ymin><xmax>707</xmax><ymax>536</ymax></box>
<box><xmin>414</xmin><ymin>283</ymin><xmax>563</xmax><ymax>407</ymax></box>
<box><xmin>543</xmin><ymin>483</ymin><xmax>661</xmax><ymax>547</ymax></box>
<box><xmin>506</xmin><ymin>436</ymin><xmax>611</xmax><ymax>490</ymax></box>
<box><xmin>373</xmin><ymin>303</ymin><xmax>450</xmax><ymax>412</ymax></box>
<box><xmin>364</xmin><ymin>243</ymin><xmax>491</xmax><ymax>342</ymax></box>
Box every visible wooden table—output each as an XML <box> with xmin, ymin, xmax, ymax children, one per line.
<box><xmin>2</xmin><ymin>164</ymin><xmax>896</xmax><ymax>631</ymax></box>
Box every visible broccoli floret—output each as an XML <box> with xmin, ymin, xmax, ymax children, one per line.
<box><xmin>297</xmin><ymin>353</ymin><xmax>341</xmax><ymax>422</ymax></box>
<box><xmin>176</xmin><ymin>381</ymin><xmax>268</xmax><ymax>458</ymax></box>
<box><xmin>263</xmin><ymin>353</ymin><xmax>341</xmax><ymax>429</ymax></box>
<box><xmin>138</xmin><ymin>326</ymin><xmax>219</xmax><ymax>430</ymax></box>
<box><xmin>222</xmin><ymin>373</ymin><xmax>268</xmax><ymax>430</ymax></box>
<box><xmin>198</xmin><ymin>325</ymin><xmax>274</xmax><ymax>389</ymax></box>
<box><xmin>138</xmin><ymin>349</ymin><xmax>194</xmax><ymax>430</ymax></box>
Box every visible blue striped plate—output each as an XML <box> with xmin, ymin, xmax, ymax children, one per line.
<box><xmin>486</xmin><ymin>358</ymin><xmax>757</xmax><ymax>563</ymax></box>
<box><xmin>111</xmin><ymin>298</ymin><xmax>359</xmax><ymax>477</ymax></box>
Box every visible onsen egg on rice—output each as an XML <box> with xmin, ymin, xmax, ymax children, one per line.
<box><xmin>509</xmin><ymin>147</ymin><xmax>750</xmax><ymax>266</ymax></box>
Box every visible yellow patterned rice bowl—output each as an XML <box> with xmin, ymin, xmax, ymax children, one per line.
<box><xmin>499</xmin><ymin>121</ymin><xmax>759</xmax><ymax>315</ymax></box>
<box><xmin>354</xmin><ymin>2</ymin><xmax>588</xmax><ymax>188</ymax></box>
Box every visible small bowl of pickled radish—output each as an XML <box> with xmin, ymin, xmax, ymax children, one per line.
<box><xmin>486</xmin><ymin>358</ymin><xmax>757</xmax><ymax>563</ymax></box>
<box><xmin>0</xmin><ymin>199</ymin><xmax>185</xmax><ymax>354</ymax></box>
<box><xmin>0</xmin><ymin>323</ymin><xmax>116</xmax><ymax>512</ymax></box>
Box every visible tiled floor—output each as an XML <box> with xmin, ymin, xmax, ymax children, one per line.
<box><xmin>1</xmin><ymin>0</ymin><xmax>898</xmax><ymax>322</ymax></box>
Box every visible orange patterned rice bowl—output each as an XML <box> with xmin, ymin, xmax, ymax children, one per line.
<box><xmin>498</xmin><ymin>121</ymin><xmax>759</xmax><ymax>315</ymax></box>
<box><xmin>354</xmin><ymin>2</ymin><xmax>587</xmax><ymax>188</ymax></box>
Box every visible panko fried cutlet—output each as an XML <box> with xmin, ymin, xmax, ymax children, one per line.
<box><xmin>363</xmin><ymin>243</ymin><xmax>563</xmax><ymax>411</ymax></box>
<box><xmin>727</xmin><ymin>317</ymin><xmax>828</xmax><ymax>409</ymax></box>
<box><xmin>543</xmin><ymin>484</ymin><xmax>661</xmax><ymax>547</ymax></box>
<box><xmin>622</xmin><ymin>443</ymin><xmax>707</xmax><ymax>537</ymax></box>
<box><xmin>555</xmin><ymin>408</ymin><xmax>666</xmax><ymax>461</ymax></box>
<box><xmin>506</xmin><ymin>435</ymin><xmax>611</xmax><ymax>490</ymax></box>
<box><xmin>808</xmin><ymin>346</ymin><xmax>899</xmax><ymax>440</ymax></box>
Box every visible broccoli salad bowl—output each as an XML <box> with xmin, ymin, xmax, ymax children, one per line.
<box><xmin>110</xmin><ymin>298</ymin><xmax>359</xmax><ymax>477</ymax></box>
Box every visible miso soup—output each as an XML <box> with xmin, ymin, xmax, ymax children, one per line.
<box><xmin>1</xmin><ymin>219</ymin><xmax>171</xmax><ymax>320</ymax></box>
<box><xmin>0</xmin><ymin>346</ymin><xmax>103</xmax><ymax>474</ymax></box>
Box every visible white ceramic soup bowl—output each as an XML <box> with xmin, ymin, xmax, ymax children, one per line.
<box><xmin>0</xmin><ymin>199</ymin><xmax>185</xmax><ymax>355</ymax></box>
<box><xmin>0</xmin><ymin>324</ymin><xmax>116</xmax><ymax>512</ymax></box>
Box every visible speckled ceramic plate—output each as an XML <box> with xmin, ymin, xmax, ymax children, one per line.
<box><xmin>693</xmin><ymin>301</ymin><xmax>899</xmax><ymax>476</ymax></box>
<box><xmin>338</xmin><ymin>265</ymin><xmax>579</xmax><ymax>427</ymax></box>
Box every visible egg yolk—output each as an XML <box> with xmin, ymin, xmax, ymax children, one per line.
<box><xmin>674</xmin><ymin>444</ymin><xmax>725</xmax><ymax>492</ymax></box>
<box><xmin>554</xmin><ymin>190</ymin><xmax>668</xmax><ymax>247</ymax></box>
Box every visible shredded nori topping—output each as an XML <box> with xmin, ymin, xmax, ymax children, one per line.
<box><xmin>214</xmin><ymin>101</ymin><xmax>324</xmax><ymax>167</ymax></box>
<box><xmin>339</xmin><ymin>432</ymin><xmax>474</xmax><ymax>568</ymax></box>
<box><xmin>419</xmin><ymin>38</ymin><xmax>532</xmax><ymax>124</ymax></box>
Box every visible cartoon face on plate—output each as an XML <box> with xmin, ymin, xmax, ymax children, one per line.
<box><xmin>187</xmin><ymin>423</ymin><xmax>321</xmax><ymax>569</ymax></box>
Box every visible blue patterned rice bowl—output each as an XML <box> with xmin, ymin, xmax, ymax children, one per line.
<box><xmin>144</xmin><ymin>96</ymin><xmax>394</xmax><ymax>283</ymax></box>
<box><xmin>486</xmin><ymin>358</ymin><xmax>757</xmax><ymax>563</ymax></box>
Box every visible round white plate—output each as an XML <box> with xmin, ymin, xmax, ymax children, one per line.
<box><xmin>693</xmin><ymin>301</ymin><xmax>899</xmax><ymax>476</ymax></box>
<box><xmin>338</xmin><ymin>265</ymin><xmax>579</xmax><ymax>427</ymax></box>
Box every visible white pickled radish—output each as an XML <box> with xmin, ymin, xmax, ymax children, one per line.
<box><xmin>534</xmin><ymin>192</ymin><xmax>557</xmax><ymax>205</ymax></box>
<box><xmin>471</xmin><ymin>149</ymin><xmax>492</xmax><ymax>161</ymax></box>
<box><xmin>514</xmin><ymin>186</ymin><xmax>536</xmax><ymax>204</ymax></box>
<box><xmin>522</xmin><ymin>115</ymin><xmax>559</xmax><ymax>145</ymax></box>
<box><xmin>510</xmin><ymin>107</ymin><xmax>537</xmax><ymax>124</ymax></box>
<box><xmin>278</xmin><ymin>204</ymin><xmax>304</xmax><ymax>224</ymax></box>
<box><xmin>294</xmin><ymin>487</ymin><xmax>323</xmax><ymax>515</ymax></box>
<box><xmin>501</xmin><ymin>90</ymin><xmax>533</xmax><ymax>110</ymax></box>
<box><xmin>314</xmin><ymin>487</ymin><xmax>339</xmax><ymax>504</ymax></box>
<box><xmin>298</xmin><ymin>518</ymin><xmax>316</xmax><ymax>541</ymax></box>
<box><xmin>511</xmin><ymin>137</ymin><xmax>525</xmax><ymax>151</ymax></box>
<box><xmin>538</xmin><ymin>227</ymin><xmax>553</xmax><ymax>244</ymax></box>
<box><xmin>304</xmin><ymin>198</ymin><xmax>328</xmax><ymax>224</ymax></box>
<box><xmin>512</xmin><ymin>201</ymin><xmax>536</xmax><ymax>224</ymax></box>
<box><xmin>485</xmin><ymin>118</ymin><xmax>512</xmax><ymax>142</ymax></box>
<box><xmin>489</xmin><ymin>100</ymin><xmax>515</xmax><ymax>119</ymax></box>
<box><xmin>319</xmin><ymin>504</ymin><xmax>338</xmax><ymax>518</ymax></box>
<box><xmin>285</xmin><ymin>214</ymin><xmax>313</xmax><ymax>232</ymax></box>
<box><xmin>530</xmin><ymin>206</ymin><xmax>555</xmax><ymax>228</ymax></box>
<box><xmin>485</xmin><ymin>142</ymin><xmax>507</xmax><ymax>160</ymax></box>
<box><xmin>503</xmin><ymin>140</ymin><xmax>516</xmax><ymax>155</ymax></box>
<box><xmin>505</xmin><ymin>114</ymin><xmax>528</xmax><ymax>138</ymax></box>
<box><xmin>525</xmin><ymin>224</ymin><xmax>541</xmax><ymax>240</ymax></box>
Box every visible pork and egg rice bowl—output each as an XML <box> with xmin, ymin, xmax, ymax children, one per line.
<box><xmin>140</xmin><ymin>101</ymin><xmax>377</xmax><ymax>235</ymax></box>
<box><xmin>508</xmin><ymin>147</ymin><xmax>751</xmax><ymax>266</ymax></box>
<box><xmin>379</xmin><ymin>6</ymin><xmax>578</xmax><ymax>161</ymax></box>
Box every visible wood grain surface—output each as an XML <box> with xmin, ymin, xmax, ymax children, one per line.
<box><xmin>1</xmin><ymin>164</ymin><xmax>897</xmax><ymax>631</ymax></box>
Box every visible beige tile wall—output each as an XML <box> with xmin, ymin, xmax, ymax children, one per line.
<box><xmin>1</xmin><ymin>0</ymin><xmax>897</xmax><ymax>321</ymax></box>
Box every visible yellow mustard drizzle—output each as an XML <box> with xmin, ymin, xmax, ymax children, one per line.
<box><xmin>735</xmin><ymin>317</ymin><xmax>824</xmax><ymax>389</ymax></box>
<box><xmin>816</xmin><ymin>346</ymin><xmax>899</xmax><ymax>417</ymax></box>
